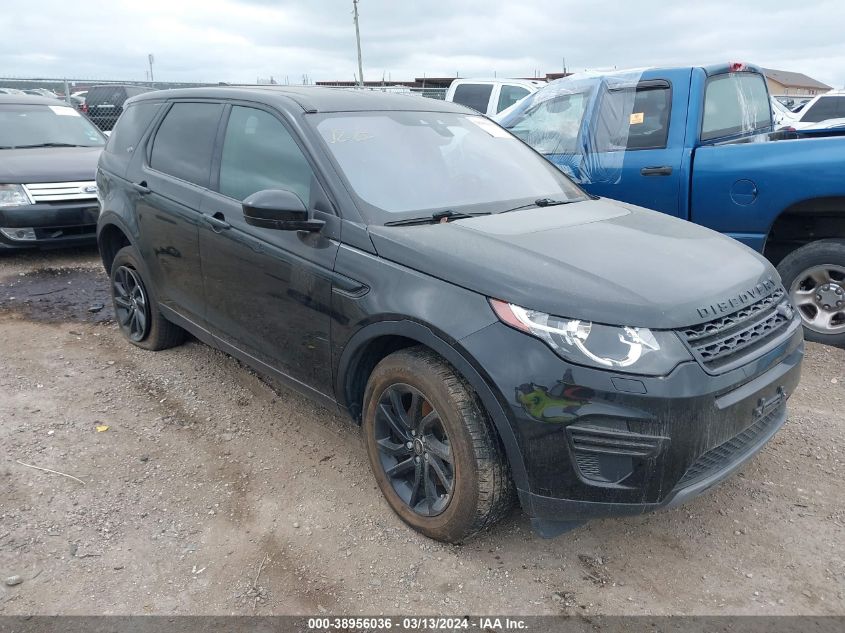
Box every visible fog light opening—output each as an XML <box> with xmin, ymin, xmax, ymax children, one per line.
<box><xmin>0</xmin><ymin>227</ymin><xmax>37</xmax><ymax>241</ymax></box>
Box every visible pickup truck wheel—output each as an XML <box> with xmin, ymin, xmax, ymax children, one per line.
<box><xmin>362</xmin><ymin>347</ymin><xmax>515</xmax><ymax>543</ymax></box>
<box><xmin>110</xmin><ymin>246</ymin><xmax>186</xmax><ymax>350</ymax></box>
<box><xmin>777</xmin><ymin>239</ymin><xmax>845</xmax><ymax>346</ymax></box>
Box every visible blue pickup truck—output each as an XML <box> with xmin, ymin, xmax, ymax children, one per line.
<box><xmin>499</xmin><ymin>63</ymin><xmax>845</xmax><ymax>345</ymax></box>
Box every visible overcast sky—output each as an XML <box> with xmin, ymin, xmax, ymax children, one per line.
<box><xmin>1</xmin><ymin>0</ymin><xmax>842</xmax><ymax>87</ymax></box>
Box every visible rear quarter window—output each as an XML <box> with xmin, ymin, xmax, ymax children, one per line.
<box><xmin>105</xmin><ymin>102</ymin><xmax>162</xmax><ymax>156</ymax></box>
<box><xmin>86</xmin><ymin>86</ymin><xmax>128</xmax><ymax>105</ymax></box>
<box><xmin>452</xmin><ymin>84</ymin><xmax>494</xmax><ymax>113</ymax></box>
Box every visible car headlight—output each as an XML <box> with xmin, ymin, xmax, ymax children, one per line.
<box><xmin>0</xmin><ymin>184</ymin><xmax>32</xmax><ymax>207</ymax></box>
<box><xmin>490</xmin><ymin>299</ymin><xmax>692</xmax><ymax>376</ymax></box>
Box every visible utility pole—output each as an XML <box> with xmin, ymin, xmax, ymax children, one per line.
<box><xmin>148</xmin><ymin>54</ymin><xmax>155</xmax><ymax>85</ymax></box>
<box><xmin>353</xmin><ymin>0</ymin><xmax>364</xmax><ymax>86</ymax></box>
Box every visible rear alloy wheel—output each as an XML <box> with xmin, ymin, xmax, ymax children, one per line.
<box><xmin>109</xmin><ymin>246</ymin><xmax>186</xmax><ymax>350</ymax></box>
<box><xmin>777</xmin><ymin>239</ymin><xmax>845</xmax><ymax>346</ymax></box>
<box><xmin>113</xmin><ymin>265</ymin><xmax>149</xmax><ymax>342</ymax></box>
<box><xmin>362</xmin><ymin>347</ymin><xmax>514</xmax><ymax>543</ymax></box>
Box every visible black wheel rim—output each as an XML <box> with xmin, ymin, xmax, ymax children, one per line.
<box><xmin>374</xmin><ymin>383</ymin><xmax>454</xmax><ymax>517</ymax></box>
<box><xmin>112</xmin><ymin>265</ymin><xmax>149</xmax><ymax>342</ymax></box>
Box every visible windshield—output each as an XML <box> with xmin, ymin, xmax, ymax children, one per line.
<box><xmin>504</xmin><ymin>90</ymin><xmax>591</xmax><ymax>154</ymax></box>
<box><xmin>313</xmin><ymin>111</ymin><xmax>585</xmax><ymax>219</ymax></box>
<box><xmin>0</xmin><ymin>104</ymin><xmax>105</xmax><ymax>148</ymax></box>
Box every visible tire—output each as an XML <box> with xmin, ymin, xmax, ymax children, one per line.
<box><xmin>777</xmin><ymin>239</ymin><xmax>845</xmax><ymax>347</ymax></box>
<box><xmin>109</xmin><ymin>245</ymin><xmax>186</xmax><ymax>350</ymax></box>
<box><xmin>362</xmin><ymin>347</ymin><xmax>515</xmax><ymax>542</ymax></box>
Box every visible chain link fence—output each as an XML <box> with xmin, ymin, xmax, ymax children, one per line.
<box><xmin>0</xmin><ymin>77</ymin><xmax>448</xmax><ymax>132</ymax></box>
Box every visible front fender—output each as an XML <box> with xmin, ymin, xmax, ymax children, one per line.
<box><xmin>335</xmin><ymin>318</ymin><xmax>529</xmax><ymax>491</ymax></box>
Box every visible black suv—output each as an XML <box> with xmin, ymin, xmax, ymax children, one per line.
<box><xmin>96</xmin><ymin>87</ymin><xmax>804</xmax><ymax>542</ymax></box>
<box><xmin>83</xmin><ymin>84</ymin><xmax>152</xmax><ymax>131</ymax></box>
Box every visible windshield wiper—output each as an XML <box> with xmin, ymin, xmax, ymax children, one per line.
<box><xmin>11</xmin><ymin>143</ymin><xmax>91</xmax><ymax>149</ymax></box>
<box><xmin>385</xmin><ymin>210</ymin><xmax>491</xmax><ymax>227</ymax></box>
<box><xmin>499</xmin><ymin>197</ymin><xmax>576</xmax><ymax>214</ymax></box>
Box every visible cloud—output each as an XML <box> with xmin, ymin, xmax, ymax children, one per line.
<box><xmin>0</xmin><ymin>0</ymin><xmax>841</xmax><ymax>87</ymax></box>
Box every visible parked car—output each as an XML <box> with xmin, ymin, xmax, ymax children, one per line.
<box><xmin>771</xmin><ymin>96</ymin><xmax>798</xmax><ymax>126</ymax></box>
<box><xmin>789</xmin><ymin>117</ymin><xmax>845</xmax><ymax>137</ymax></box>
<box><xmin>789</xmin><ymin>90</ymin><xmax>845</xmax><ymax>129</ymax></box>
<box><xmin>500</xmin><ymin>63</ymin><xmax>845</xmax><ymax>346</ymax></box>
<box><xmin>445</xmin><ymin>78</ymin><xmax>544</xmax><ymax>116</ymax></box>
<box><xmin>97</xmin><ymin>87</ymin><xmax>803</xmax><ymax>542</ymax></box>
<box><xmin>83</xmin><ymin>84</ymin><xmax>153</xmax><ymax>131</ymax></box>
<box><xmin>773</xmin><ymin>95</ymin><xmax>812</xmax><ymax>112</ymax></box>
<box><xmin>0</xmin><ymin>87</ymin><xmax>25</xmax><ymax>95</ymax></box>
<box><xmin>23</xmin><ymin>88</ymin><xmax>60</xmax><ymax>99</ymax></box>
<box><xmin>0</xmin><ymin>94</ymin><xmax>106</xmax><ymax>249</ymax></box>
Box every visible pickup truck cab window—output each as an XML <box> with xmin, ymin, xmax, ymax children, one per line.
<box><xmin>701</xmin><ymin>73</ymin><xmax>770</xmax><ymax>141</ymax></box>
<box><xmin>594</xmin><ymin>82</ymin><xmax>671</xmax><ymax>151</ymax></box>
<box><xmin>504</xmin><ymin>90</ymin><xmax>591</xmax><ymax>154</ymax></box>
<box><xmin>150</xmin><ymin>102</ymin><xmax>224</xmax><ymax>187</ymax></box>
<box><xmin>219</xmin><ymin>105</ymin><xmax>313</xmax><ymax>204</ymax></box>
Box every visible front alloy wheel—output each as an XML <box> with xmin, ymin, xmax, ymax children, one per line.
<box><xmin>362</xmin><ymin>347</ymin><xmax>515</xmax><ymax>543</ymax></box>
<box><xmin>374</xmin><ymin>384</ymin><xmax>455</xmax><ymax>517</ymax></box>
<box><xmin>112</xmin><ymin>265</ymin><xmax>149</xmax><ymax>342</ymax></box>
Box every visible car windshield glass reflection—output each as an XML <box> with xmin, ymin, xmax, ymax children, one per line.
<box><xmin>314</xmin><ymin>111</ymin><xmax>585</xmax><ymax>219</ymax></box>
<box><xmin>0</xmin><ymin>104</ymin><xmax>105</xmax><ymax>148</ymax></box>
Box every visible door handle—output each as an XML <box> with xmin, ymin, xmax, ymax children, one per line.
<box><xmin>130</xmin><ymin>180</ymin><xmax>150</xmax><ymax>194</ymax></box>
<box><xmin>203</xmin><ymin>212</ymin><xmax>231</xmax><ymax>232</ymax></box>
<box><xmin>640</xmin><ymin>166</ymin><xmax>673</xmax><ymax>176</ymax></box>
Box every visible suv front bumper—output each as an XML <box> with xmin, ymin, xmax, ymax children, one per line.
<box><xmin>459</xmin><ymin>314</ymin><xmax>804</xmax><ymax>534</ymax></box>
<box><xmin>0</xmin><ymin>201</ymin><xmax>99</xmax><ymax>249</ymax></box>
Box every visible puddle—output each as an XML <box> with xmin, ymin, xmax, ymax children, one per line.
<box><xmin>0</xmin><ymin>267</ymin><xmax>113</xmax><ymax>323</ymax></box>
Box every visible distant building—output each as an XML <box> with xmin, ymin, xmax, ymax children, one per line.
<box><xmin>762</xmin><ymin>68</ymin><xmax>831</xmax><ymax>97</ymax></box>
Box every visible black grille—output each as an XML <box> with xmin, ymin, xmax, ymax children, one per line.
<box><xmin>574</xmin><ymin>453</ymin><xmax>603</xmax><ymax>480</ymax></box>
<box><xmin>567</xmin><ymin>426</ymin><xmax>667</xmax><ymax>458</ymax></box>
<box><xmin>679</xmin><ymin>289</ymin><xmax>792</xmax><ymax>371</ymax></box>
<box><xmin>677</xmin><ymin>404</ymin><xmax>784</xmax><ymax>489</ymax></box>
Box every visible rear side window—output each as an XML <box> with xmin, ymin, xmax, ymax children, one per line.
<box><xmin>801</xmin><ymin>96</ymin><xmax>845</xmax><ymax>123</ymax></box>
<box><xmin>452</xmin><ymin>84</ymin><xmax>493</xmax><ymax>113</ymax></box>
<box><xmin>218</xmin><ymin>106</ymin><xmax>313</xmax><ymax>204</ymax></box>
<box><xmin>105</xmin><ymin>102</ymin><xmax>161</xmax><ymax>156</ymax></box>
<box><xmin>497</xmin><ymin>85</ymin><xmax>531</xmax><ymax>113</ymax></box>
<box><xmin>627</xmin><ymin>85</ymin><xmax>671</xmax><ymax>149</ymax></box>
<box><xmin>86</xmin><ymin>86</ymin><xmax>128</xmax><ymax>106</ymax></box>
<box><xmin>701</xmin><ymin>73</ymin><xmax>771</xmax><ymax>141</ymax></box>
<box><xmin>150</xmin><ymin>102</ymin><xmax>224</xmax><ymax>187</ymax></box>
<box><xmin>593</xmin><ymin>83</ymin><xmax>671</xmax><ymax>151</ymax></box>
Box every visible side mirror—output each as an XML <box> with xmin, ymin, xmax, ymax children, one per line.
<box><xmin>242</xmin><ymin>189</ymin><xmax>324</xmax><ymax>232</ymax></box>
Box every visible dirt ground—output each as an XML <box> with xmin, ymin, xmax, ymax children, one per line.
<box><xmin>0</xmin><ymin>247</ymin><xmax>842</xmax><ymax>616</ymax></box>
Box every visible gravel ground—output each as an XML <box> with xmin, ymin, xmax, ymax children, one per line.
<box><xmin>0</xmin><ymin>247</ymin><xmax>843</xmax><ymax>615</ymax></box>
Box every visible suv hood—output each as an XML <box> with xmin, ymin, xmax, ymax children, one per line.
<box><xmin>368</xmin><ymin>199</ymin><xmax>778</xmax><ymax>329</ymax></box>
<box><xmin>0</xmin><ymin>147</ymin><xmax>102</xmax><ymax>183</ymax></box>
